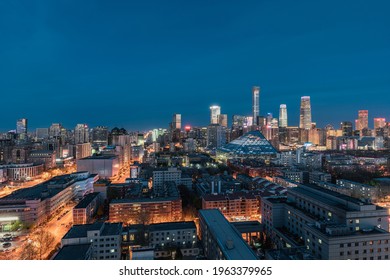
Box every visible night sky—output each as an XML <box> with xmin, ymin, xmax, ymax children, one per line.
<box><xmin>1</xmin><ymin>0</ymin><xmax>389</xmax><ymax>132</ymax></box>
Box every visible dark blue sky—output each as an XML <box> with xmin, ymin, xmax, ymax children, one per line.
<box><xmin>1</xmin><ymin>0</ymin><xmax>389</xmax><ymax>132</ymax></box>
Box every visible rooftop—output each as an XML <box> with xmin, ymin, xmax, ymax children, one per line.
<box><xmin>74</xmin><ymin>192</ymin><xmax>100</xmax><ymax>209</ymax></box>
<box><xmin>53</xmin><ymin>244</ymin><xmax>92</xmax><ymax>260</ymax></box>
<box><xmin>199</xmin><ymin>209</ymin><xmax>258</xmax><ymax>260</ymax></box>
<box><xmin>149</xmin><ymin>221</ymin><xmax>196</xmax><ymax>232</ymax></box>
<box><xmin>231</xmin><ymin>221</ymin><xmax>263</xmax><ymax>233</ymax></box>
<box><xmin>62</xmin><ymin>222</ymin><xmax>122</xmax><ymax>239</ymax></box>
<box><xmin>217</xmin><ymin>130</ymin><xmax>278</xmax><ymax>157</ymax></box>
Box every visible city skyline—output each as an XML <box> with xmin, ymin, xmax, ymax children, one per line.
<box><xmin>1</xmin><ymin>1</ymin><xmax>389</xmax><ymax>131</ymax></box>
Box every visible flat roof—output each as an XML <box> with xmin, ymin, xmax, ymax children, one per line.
<box><xmin>0</xmin><ymin>180</ymin><xmax>70</xmax><ymax>201</ymax></box>
<box><xmin>199</xmin><ymin>209</ymin><xmax>258</xmax><ymax>260</ymax></box>
<box><xmin>53</xmin><ymin>244</ymin><xmax>92</xmax><ymax>260</ymax></box>
<box><xmin>290</xmin><ymin>184</ymin><xmax>374</xmax><ymax>210</ymax></box>
<box><xmin>63</xmin><ymin>223</ymin><xmax>103</xmax><ymax>239</ymax></box>
<box><xmin>231</xmin><ymin>221</ymin><xmax>264</xmax><ymax>233</ymax></box>
<box><xmin>62</xmin><ymin>222</ymin><xmax>122</xmax><ymax>239</ymax></box>
<box><xmin>74</xmin><ymin>192</ymin><xmax>100</xmax><ymax>209</ymax></box>
<box><xmin>149</xmin><ymin>221</ymin><xmax>196</xmax><ymax>232</ymax></box>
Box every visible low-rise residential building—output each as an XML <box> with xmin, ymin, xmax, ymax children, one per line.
<box><xmin>73</xmin><ymin>192</ymin><xmax>102</xmax><ymax>225</ymax></box>
<box><xmin>109</xmin><ymin>181</ymin><xmax>182</xmax><ymax>224</ymax></box>
<box><xmin>149</xmin><ymin>221</ymin><xmax>199</xmax><ymax>259</ymax></box>
<box><xmin>336</xmin><ymin>179</ymin><xmax>379</xmax><ymax>201</ymax></box>
<box><xmin>202</xmin><ymin>192</ymin><xmax>259</xmax><ymax>221</ymax></box>
<box><xmin>61</xmin><ymin>222</ymin><xmax>122</xmax><ymax>260</ymax></box>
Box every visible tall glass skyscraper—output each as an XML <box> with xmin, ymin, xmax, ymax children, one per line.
<box><xmin>172</xmin><ymin>114</ymin><xmax>181</xmax><ymax>130</ymax></box>
<box><xmin>210</xmin><ymin>105</ymin><xmax>221</xmax><ymax>124</ymax></box>
<box><xmin>16</xmin><ymin>118</ymin><xmax>27</xmax><ymax>140</ymax></box>
<box><xmin>279</xmin><ymin>104</ymin><xmax>288</xmax><ymax>128</ymax></box>
<box><xmin>299</xmin><ymin>96</ymin><xmax>312</xmax><ymax>130</ymax></box>
<box><xmin>252</xmin><ymin>86</ymin><xmax>260</xmax><ymax>125</ymax></box>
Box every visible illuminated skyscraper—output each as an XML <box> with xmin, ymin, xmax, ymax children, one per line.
<box><xmin>374</xmin><ymin>118</ymin><xmax>386</xmax><ymax>130</ymax></box>
<box><xmin>299</xmin><ymin>96</ymin><xmax>312</xmax><ymax>130</ymax></box>
<box><xmin>16</xmin><ymin>118</ymin><xmax>27</xmax><ymax>140</ymax></box>
<box><xmin>92</xmin><ymin>126</ymin><xmax>109</xmax><ymax>147</ymax></box>
<box><xmin>210</xmin><ymin>105</ymin><xmax>221</xmax><ymax>124</ymax></box>
<box><xmin>355</xmin><ymin>110</ymin><xmax>368</xmax><ymax>131</ymax></box>
<box><xmin>172</xmin><ymin>114</ymin><xmax>181</xmax><ymax>130</ymax></box>
<box><xmin>74</xmin><ymin>124</ymin><xmax>89</xmax><ymax>144</ymax></box>
<box><xmin>49</xmin><ymin>123</ymin><xmax>62</xmax><ymax>138</ymax></box>
<box><xmin>252</xmin><ymin>86</ymin><xmax>260</xmax><ymax>125</ymax></box>
<box><xmin>279</xmin><ymin>104</ymin><xmax>288</xmax><ymax>128</ymax></box>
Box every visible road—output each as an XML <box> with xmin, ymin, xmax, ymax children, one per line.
<box><xmin>0</xmin><ymin>202</ymin><xmax>75</xmax><ymax>260</ymax></box>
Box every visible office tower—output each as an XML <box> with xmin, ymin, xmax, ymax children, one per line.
<box><xmin>279</xmin><ymin>104</ymin><xmax>288</xmax><ymax>128</ymax></box>
<box><xmin>210</xmin><ymin>105</ymin><xmax>221</xmax><ymax>124</ymax></box>
<box><xmin>340</xmin><ymin>121</ymin><xmax>353</xmax><ymax>137</ymax></box>
<box><xmin>245</xmin><ymin>116</ymin><xmax>254</xmax><ymax>127</ymax></box>
<box><xmin>172</xmin><ymin>114</ymin><xmax>181</xmax><ymax>130</ymax></box>
<box><xmin>355</xmin><ymin>110</ymin><xmax>368</xmax><ymax>131</ymax></box>
<box><xmin>92</xmin><ymin>126</ymin><xmax>109</xmax><ymax>147</ymax></box>
<box><xmin>35</xmin><ymin>128</ymin><xmax>49</xmax><ymax>140</ymax></box>
<box><xmin>218</xmin><ymin>114</ymin><xmax>228</xmax><ymax>127</ymax></box>
<box><xmin>374</xmin><ymin>118</ymin><xmax>386</xmax><ymax>130</ymax></box>
<box><xmin>266</xmin><ymin>113</ymin><xmax>273</xmax><ymax>125</ymax></box>
<box><xmin>74</xmin><ymin>124</ymin><xmax>89</xmax><ymax>144</ymax></box>
<box><xmin>16</xmin><ymin>118</ymin><xmax>27</xmax><ymax>140</ymax></box>
<box><xmin>49</xmin><ymin>123</ymin><xmax>62</xmax><ymax>138</ymax></box>
<box><xmin>271</xmin><ymin>118</ymin><xmax>279</xmax><ymax>128</ymax></box>
<box><xmin>299</xmin><ymin>96</ymin><xmax>312</xmax><ymax>130</ymax></box>
<box><xmin>252</xmin><ymin>86</ymin><xmax>260</xmax><ymax>125</ymax></box>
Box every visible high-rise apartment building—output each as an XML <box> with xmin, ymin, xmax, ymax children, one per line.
<box><xmin>299</xmin><ymin>96</ymin><xmax>312</xmax><ymax>130</ymax></box>
<box><xmin>210</xmin><ymin>105</ymin><xmax>221</xmax><ymax>124</ymax></box>
<box><xmin>92</xmin><ymin>126</ymin><xmax>109</xmax><ymax>147</ymax></box>
<box><xmin>74</xmin><ymin>124</ymin><xmax>89</xmax><ymax>144</ymax></box>
<box><xmin>279</xmin><ymin>104</ymin><xmax>288</xmax><ymax>128</ymax></box>
<box><xmin>252</xmin><ymin>86</ymin><xmax>260</xmax><ymax>125</ymax></box>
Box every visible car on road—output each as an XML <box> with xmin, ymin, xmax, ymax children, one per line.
<box><xmin>2</xmin><ymin>242</ymin><xmax>12</xmax><ymax>248</ymax></box>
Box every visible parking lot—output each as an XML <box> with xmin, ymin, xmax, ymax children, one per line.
<box><xmin>0</xmin><ymin>232</ymin><xmax>24</xmax><ymax>256</ymax></box>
